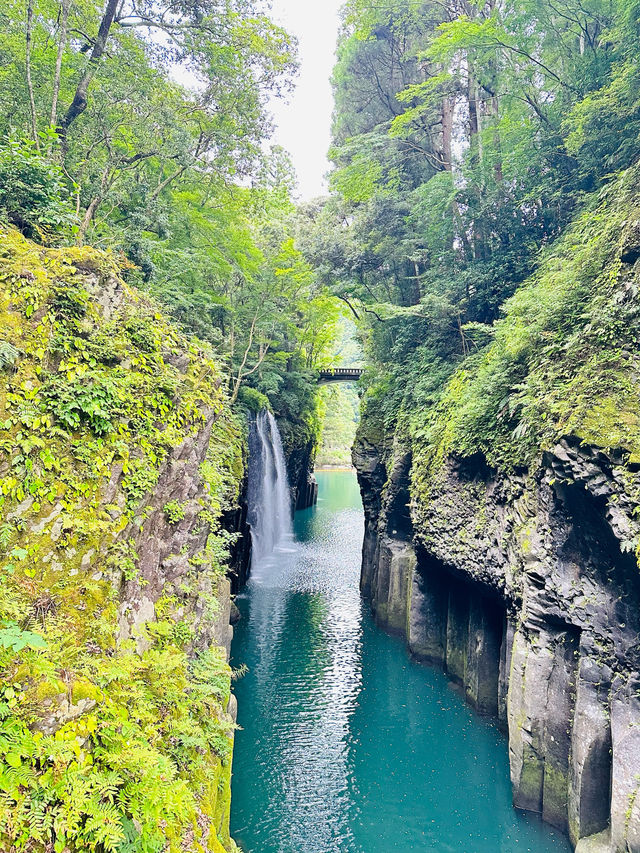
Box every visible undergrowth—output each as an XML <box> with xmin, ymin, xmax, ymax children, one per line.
<box><xmin>407</xmin><ymin>166</ymin><xmax>640</xmax><ymax>500</ymax></box>
<box><xmin>0</xmin><ymin>229</ymin><xmax>243</xmax><ymax>852</ymax></box>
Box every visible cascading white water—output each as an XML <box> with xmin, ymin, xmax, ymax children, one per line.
<box><xmin>247</xmin><ymin>409</ymin><xmax>294</xmax><ymax>577</ymax></box>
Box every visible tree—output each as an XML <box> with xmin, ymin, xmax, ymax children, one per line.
<box><xmin>314</xmin><ymin>0</ymin><xmax>640</xmax><ymax>434</ymax></box>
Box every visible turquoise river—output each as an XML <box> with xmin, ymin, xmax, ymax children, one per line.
<box><xmin>230</xmin><ymin>469</ymin><xmax>571</xmax><ymax>853</ymax></box>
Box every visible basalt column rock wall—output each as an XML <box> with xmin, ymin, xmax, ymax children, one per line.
<box><xmin>354</xmin><ymin>432</ymin><xmax>640</xmax><ymax>853</ymax></box>
<box><xmin>283</xmin><ymin>431</ymin><xmax>318</xmax><ymax>511</ymax></box>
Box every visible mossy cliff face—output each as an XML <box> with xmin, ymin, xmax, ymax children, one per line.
<box><xmin>281</xmin><ymin>424</ymin><xmax>318</xmax><ymax>511</ymax></box>
<box><xmin>353</xmin><ymin>167</ymin><xmax>640</xmax><ymax>852</ymax></box>
<box><xmin>0</xmin><ymin>229</ymin><xmax>243</xmax><ymax>852</ymax></box>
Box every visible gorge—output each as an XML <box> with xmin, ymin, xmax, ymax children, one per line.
<box><xmin>2</xmin><ymin>0</ymin><xmax>640</xmax><ymax>849</ymax></box>
<box><xmin>231</xmin><ymin>456</ymin><xmax>572</xmax><ymax>852</ymax></box>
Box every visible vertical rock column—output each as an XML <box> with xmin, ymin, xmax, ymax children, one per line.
<box><xmin>361</xmin><ymin>521</ymin><xmax>380</xmax><ymax>599</ymax></box>
<box><xmin>446</xmin><ymin>583</ymin><xmax>470</xmax><ymax>685</ymax></box>
<box><xmin>407</xmin><ymin>555</ymin><xmax>448</xmax><ymax>665</ymax></box>
<box><xmin>498</xmin><ymin>618</ymin><xmax>515</xmax><ymax>726</ymax></box>
<box><xmin>568</xmin><ymin>655</ymin><xmax>612</xmax><ymax>845</ymax></box>
<box><xmin>373</xmin><ymin>536</ymin><xmax>415</xmax><ymax>635</ymax></box>
<box><xmin>386</xmin><ymin>539</ymin><xmax>417</xmax><ymax>635</ymax></box>
<box><xmin>610</xmin><ymin>678</ymin><xmax>640</xmax><ymax>852</ymax></box>
<box><xmin>507</xmin><ymin>625</ymin><xmax>580</xmax><ymax>832</ymax></box>
<box><xmin>465</xmin><ymin>597</ymin><xmax>503</xmax><ymax>715</ymax></box>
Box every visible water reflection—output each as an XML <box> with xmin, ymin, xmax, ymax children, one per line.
<box><xmin>230</xmin><ymin>471</ymin><xmax>571</xmax><ymax>853</ymax></box>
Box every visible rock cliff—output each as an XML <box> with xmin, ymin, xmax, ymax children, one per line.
<box><xmin>0</xmin><ymin>229</ymin><xmax>243</xmax><ymax>852</ymax></box>
<box><xmin>354</xmin><ymin>168</ymin><xmax>640</xmax><ymax>852</ymax></box>
<box><xmin>283</xmin><ymin>429</ymin><xmax>318</xmax><ymax>510</ymax></box>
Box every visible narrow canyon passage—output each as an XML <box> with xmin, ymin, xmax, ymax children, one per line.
<box><xmin>230</xmin><ymin>470</ymin><xmax>571</xmax><ymax>853</ymax></box>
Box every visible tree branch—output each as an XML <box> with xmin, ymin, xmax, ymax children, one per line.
<box><xmin>60</xmin><ymin>0</ymin><xmax>120</xmax><ymax>143</ymax></box>
<box><xmin>337</xmin><ymin>294</ymin><xmax>361</xmax><ymax>321</ymax></box>
<box><xmin>229</xmin><ymin>314</ymin><xmax>272</xmax><ymax>403</ymax></box>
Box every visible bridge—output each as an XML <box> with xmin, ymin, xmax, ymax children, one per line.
<box><xmin>318</xmin><ymin>367</ymin><xmax>364</xmax><ymax>383</ymax></box>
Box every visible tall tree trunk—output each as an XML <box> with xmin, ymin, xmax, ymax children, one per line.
<box><xmin>59</xmin><ymin>0</ymin><xmax>119</xmax><ymax>144</ymax></box>
<box><xmin>77</xmin><ymin>195</ymin><xmax>101</xmax><ymax>243</ymax></box>
<box><xmin>25</xmin><ymin>0</ymin><xmax>39</xmax><ymax>149</ymax></box>
<box><xmin>490</xmin><ymin>91</ymin><xmax>503</xmax><ymax>182</ymax></box>
<box><xmin>485</xmin><ymin>52</ymin><xmax>503</xmax><ymax>183</ymax></box>
<box><xmin>441</xmin><ymin>95</ymin><xmax>454</xmax><ymax>171</ymax></box>
<box><xmin>49</xmin><ymin>0</ymin><xmax>70</xmax><ymax>151</ymax></box>
<box><xmin>467</xmin><ymin>72</ymin><xmax>481</xmax><ymax>161</ymax></box>
<box><xmin>467</xmin><ymin>63</ymin><xmax>486</xmax><ymax>260</ymax></box>
<box><xmin>76</xmin><ymin>163</ymin><xmax>111</xmax><ymax>244</ymax></box>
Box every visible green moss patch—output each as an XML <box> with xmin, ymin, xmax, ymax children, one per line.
<box><xmin>0</xmin><ymin>229</ymin><xmax>243</xmax><ymax>852</ymax></box>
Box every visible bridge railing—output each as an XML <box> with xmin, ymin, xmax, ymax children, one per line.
<box><xmin>318</xmin><ymin>366</ymin><xmax>364</xmax><ymax>382</ymax></box>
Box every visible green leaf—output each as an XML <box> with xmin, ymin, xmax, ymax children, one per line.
<box><xmin>5</xmin><ymin>753</ymin><xmax>21</xmax><ymax>768</ymax></box>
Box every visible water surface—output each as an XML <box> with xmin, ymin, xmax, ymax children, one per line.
<box><xmin>230</xmin><ymin>470</ymin><xmax>570</xmax><ymax>853</ymax></box>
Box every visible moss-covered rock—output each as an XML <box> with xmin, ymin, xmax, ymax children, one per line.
<box><xmin>353</xmin><ymin>164</ymin><xmax>640</xmax><ymax>851</ymax></box>
<box><xmin>0</xmin><ymin>229</ymin><xmax>243</xmax><ymax>852</ymax></box>
<box><xmin>410</xmin><ymin>165</ymin><xmax>640</xmax><ymax>495</ymax></box>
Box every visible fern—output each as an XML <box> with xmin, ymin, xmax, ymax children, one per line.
<box><xmin>24</xmin><ymin>796</ymin><xmax>53</xmax><ymax>843</ymax></box>
<box><xmin>0</xmin><ymin>762</ymin><xmax>39</xmax><ymax>793</ymax></box>
<box><xmin>0</xmin><ymin>340</ymin><xmax>18</xmax><ymax>370</ymax></box>
<box><xmin>81</xmin><ymin>801</ymin><xmax>126</xmax><ymax>851</ymax></box>
<box><xmin>0</xmin><ymin>523</ymin><xmax>12</xmax><ymax>552</ymax></box>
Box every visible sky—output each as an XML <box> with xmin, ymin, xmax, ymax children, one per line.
<box><xmin>267</xmin><ymin>1</ymin><xmax>344</xmax><ymax>201</ymax></box>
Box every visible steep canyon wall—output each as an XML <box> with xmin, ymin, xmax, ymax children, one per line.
<box><xmin>0</xmin><ymin>231</ymin><xmax>244</xmax><ymax>852</ymax></box>
<box><xmin>354</xmin><ymin>435</ymin><xmax>640</xmax><ymax>852</ymax></box>
<box><xmin>353</xmin><ymin>169</ymin><xmax>640</xmax><ymax>853</ymax></box>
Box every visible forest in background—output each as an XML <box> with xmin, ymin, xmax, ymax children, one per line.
<box><xmin>316</xmin><ymin>316</ymin><xmax>360</xmax><ymax>467</ymax></box>
<box><xmin>1</xmin><ymin>0</ymin><xmax>639</xmax><ymax>489</ymax></box>
<box><xmin>309</xmin><ymin>0</ymin><xmax>640</xmax><ymax>462</ymax></box>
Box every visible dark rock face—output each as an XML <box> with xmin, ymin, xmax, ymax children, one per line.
<box><xmin>118</xmin><ymin>443</ymin><xmax>250</xmax><ymax>659</ymax></box>
<box><xmin>353</xmin><ymin>431</ymin><xmax>640</xmax><ymax>852</ymax></box>
<box><xmin>115</xmin><ymin>411</ymin><xmax>233</xmax><ymax>655</ymax></box>
<box><xmin>283</xmin><ymin>431</ymin><xmax>318</xmax><ymax>510</ymax></box>
<box><xmin>225</xmin><ymin>497</ymin><xmax>252</xmax><ymax>593</ymax></box>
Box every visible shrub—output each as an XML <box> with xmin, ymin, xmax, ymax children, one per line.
<box><xmin>0</xmin><ymin>138</ymin><xmax>74</xmax><ymax>238</ymax></box>
<box><xmin>41</xmin><ymin>372</ymin><xmax>121</xmax><ymax>435</ymax></box>
<box><xmin>237</xmin><ymin>385</ymin><xmax>270</xmax><ymax>413</ymax></box>
<box><xmin>163</xmin><ymin>500</ymin><xmax>186</xmax><ymax>524</ymax></box>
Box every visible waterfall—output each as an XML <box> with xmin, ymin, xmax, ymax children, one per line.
<box><xmin>247</xmin><ymin>409</ymin><xmax>294</xmax><ymax>577</ymax></box>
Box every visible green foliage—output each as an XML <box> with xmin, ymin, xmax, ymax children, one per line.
<box><xmin>0</xmin><ymin>231</ymin><xmax>243</xmax><ymax>852</ymax></box>
<box><xmin>0</xmin><ymin>640</ymin><xmax>236</xmax><ymax>853</ymax></box>
<box><xmin>163</xmin><ymin>500</ymin><xmax>186</xmax><ymax>524</ymax></box>
<box><xmin>564</xmin><ymin>60</ymin><xmax>640</xmax><ymax>175</ymax></box>
<box><xmin>316</xmin><ymin>384</ymin><xmax>360</xmax><ymax>467</ymax></box>
<box><xmin>0</xmin><ymin>340</ymin><xmax>19</xmax><ymax>369</ymax></box>
<box><xmin>316</xmin><ymin>316</ymin><xmax>362</xmax><ymax>466</ymax></box>
<box><xmin>410</xmin><ymin>166</ymin><xmax>640</xmax><ymax>502</ymax></box>
<box><xmin>41</xmin><ymin>372</ymin><xmax>121</xmax><ymax>435</ymax></box>
<box><xmin>237</xmin><ymin>386</ymin><xmax>270</xmax><ymax>414</ymax></box>
<box><xmin>0</xmin><ymin>139</ymin><xmax>74</xmax><ymax>239</ymax></box>
<box><xmin>108</xmin><ymin>539</ymin><xmax>140</xmax><ymax>583</ymax></box>
<box><xmin>0</xmin><ymin>0</ymin><xmax>337</xmax><ymax>474</ymax></box>
<box><xmin>50</xmin><ymin>282</ymin><xmax>90</xmax><ymax>320</ymax></box>
<box><xmin>323</xmin><ymin>0</ymin><xmax>640</xmax><ymax>502</ymax></box>
<box><xmin>0</xmin><ymin>0</ymin><xmax>333</xmax><ymax>461</ymax></box>
<box><xmin>0</xmin><ymin>622</ymin><xmax>47</xmax><ymax>651</ymax></box>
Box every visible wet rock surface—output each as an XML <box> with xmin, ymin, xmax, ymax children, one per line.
<box><xmin>283</xmin><ymin>432</ymin><xmax>318</xmax><ymax>510</ymax></box>
<box><xmin>353</xmin><ymin>430</ymin><xmax>640</xmax><ymax>852</ymax></box>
